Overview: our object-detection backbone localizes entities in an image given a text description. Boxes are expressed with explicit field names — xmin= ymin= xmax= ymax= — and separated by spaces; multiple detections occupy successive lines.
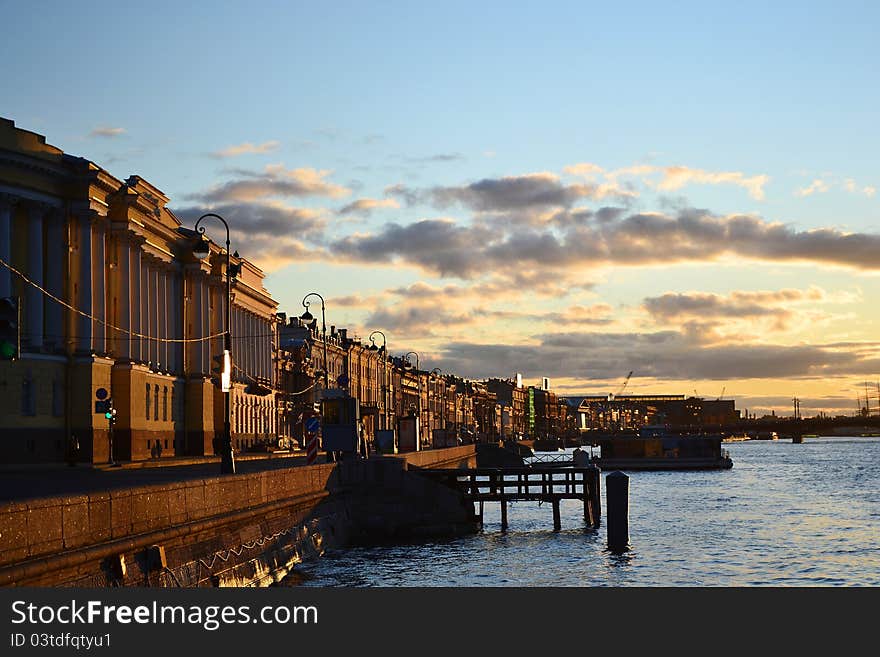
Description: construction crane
xmin=717 ymin=387 xmax=726 ymax=401
xmin=609 ymin=371 xmax=632 ymax=400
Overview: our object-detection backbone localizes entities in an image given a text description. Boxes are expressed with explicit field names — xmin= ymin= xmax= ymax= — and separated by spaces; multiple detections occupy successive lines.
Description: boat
xmin=590 ymin=426 xmax=733 ymax=471
xmin=754 ymin=431 xmax=779 ymax=440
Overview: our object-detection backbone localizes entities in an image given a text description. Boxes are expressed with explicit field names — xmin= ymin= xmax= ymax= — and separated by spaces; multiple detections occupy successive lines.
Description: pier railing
xmin=417 ymin=466 xmax=601 ymax=531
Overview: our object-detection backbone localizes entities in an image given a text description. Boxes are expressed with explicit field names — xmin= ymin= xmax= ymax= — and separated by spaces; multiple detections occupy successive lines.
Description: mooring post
xmin=589 ymin=465 xmax=601 ymax=528
xmin=552 ymin=498 xmax=561 ymax=531
xmin=606 ymin=471 xmax=629 ymax=552
xmin=500 ymin=497 xmax=508 ymax=531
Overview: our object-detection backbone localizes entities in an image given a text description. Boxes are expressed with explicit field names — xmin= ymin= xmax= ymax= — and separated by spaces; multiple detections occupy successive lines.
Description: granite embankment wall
xmin=0 ymin=445 xmax=477 ymax=587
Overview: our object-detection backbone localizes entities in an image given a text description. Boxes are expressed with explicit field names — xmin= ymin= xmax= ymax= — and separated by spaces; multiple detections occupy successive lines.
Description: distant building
xmin=568 ymin=394 xmax=740 ymax=431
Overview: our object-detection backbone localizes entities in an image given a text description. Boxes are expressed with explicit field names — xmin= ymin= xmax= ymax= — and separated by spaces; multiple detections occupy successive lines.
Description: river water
xmin=287 ymin=436 xmax=880 ymax=586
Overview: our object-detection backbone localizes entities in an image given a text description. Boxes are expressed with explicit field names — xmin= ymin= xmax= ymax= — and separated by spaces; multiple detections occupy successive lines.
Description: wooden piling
xmin=552 ymin=499 xmax=561 ymax=531
xmin=606 ymin=471 xmax=629 ymax=552
xmin=500 ymin=497 xmax=508 ymax=531
xmin=589 ymin=465 xmax=601 ymax=528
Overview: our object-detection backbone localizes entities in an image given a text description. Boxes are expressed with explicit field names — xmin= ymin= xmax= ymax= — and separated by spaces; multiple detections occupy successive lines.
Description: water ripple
xmin=288 ymin=437 xmax=880 ymax=587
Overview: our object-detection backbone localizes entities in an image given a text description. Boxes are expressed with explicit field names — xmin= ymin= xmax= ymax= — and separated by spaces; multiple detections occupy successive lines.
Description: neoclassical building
xmin=0 ymin=117 xmax=279 ymax=463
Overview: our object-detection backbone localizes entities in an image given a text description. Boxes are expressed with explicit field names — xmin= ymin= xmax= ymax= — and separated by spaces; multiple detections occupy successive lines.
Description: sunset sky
xmin=4 ymin=1 xmax=879 ymax=416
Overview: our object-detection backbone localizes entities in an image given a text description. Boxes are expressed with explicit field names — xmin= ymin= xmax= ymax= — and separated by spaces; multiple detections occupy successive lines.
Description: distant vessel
xmin=591 ymin=427 xmax=733 ymax=471
xmin=754 ymin=431 xmax=779 ymax=440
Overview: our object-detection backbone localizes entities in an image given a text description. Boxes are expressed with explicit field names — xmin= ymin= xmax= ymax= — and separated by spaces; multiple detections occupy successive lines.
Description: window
xmin=145 ymin=383 xmax=151 ymax=421
xmin=153 ymin=384 xmax=159 ymax=421
xmin=162 ymin=386 xmax=168 ymax=422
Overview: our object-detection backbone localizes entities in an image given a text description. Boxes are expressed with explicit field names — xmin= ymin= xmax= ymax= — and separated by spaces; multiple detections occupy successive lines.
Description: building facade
xmin=0 ymin=118 xmax=278 ymax=463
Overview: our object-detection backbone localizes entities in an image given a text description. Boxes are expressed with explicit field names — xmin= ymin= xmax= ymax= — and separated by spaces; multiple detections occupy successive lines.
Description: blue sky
xmin=3 ymin=1 xmax=880 ymax=415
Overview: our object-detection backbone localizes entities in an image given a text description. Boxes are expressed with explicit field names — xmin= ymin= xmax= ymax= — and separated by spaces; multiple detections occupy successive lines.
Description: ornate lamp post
xmin=300 ymin=293 xmax=329 ymax=393
xmin=369 ymin=330 xmax=387 ymax=429
xmin=189 ymin=213 xmax=236 ymax=474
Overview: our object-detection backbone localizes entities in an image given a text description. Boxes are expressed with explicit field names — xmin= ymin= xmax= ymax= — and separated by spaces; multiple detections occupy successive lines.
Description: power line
xmin=1 ymin=255 xmax=227 ymax=344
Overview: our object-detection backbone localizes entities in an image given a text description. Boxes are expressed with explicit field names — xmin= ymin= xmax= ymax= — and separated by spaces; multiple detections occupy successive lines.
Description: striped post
xmin=304 ymin=413 xmax=320 ymax=465
xmin=306 ymin=433 xmax=318 ymax=465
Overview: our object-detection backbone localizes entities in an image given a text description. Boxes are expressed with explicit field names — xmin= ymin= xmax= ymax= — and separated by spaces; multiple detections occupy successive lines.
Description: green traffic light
xmin=105 ymin=412 xmax=112 ymax=419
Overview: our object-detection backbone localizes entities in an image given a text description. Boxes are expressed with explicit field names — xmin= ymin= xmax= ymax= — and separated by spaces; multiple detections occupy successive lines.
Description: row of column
xmin=233 ymin=394 xmax=276 ymax=436
xmin=0 ymin=196 xmax=65 ymax=351
xmin=231 ymin=306 xmax=272 ymax=382
xmin=109 ymin=234 xmax=182 ymax=371
xmin=0 ymin=195 xmax=272 ymax=384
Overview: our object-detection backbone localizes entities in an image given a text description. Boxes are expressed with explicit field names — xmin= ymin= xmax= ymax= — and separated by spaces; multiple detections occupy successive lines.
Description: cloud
xmin=363 ymin=304 xmax=473 ymax=337
xmin=389 ymin=173 xmax=608 ymax=212
xmin=173 ymin=201 xmax=327 ymax=272
xmin=436 ymin=330 xmax=880 ymax=383
xmin=332 ymin=218 xmax=493 ymax=277
xmin=657 ymin=166 xmax=769 ymax=200
xmin=795 ymin=179 xmax=830 ymax=197
xmin=327 ymin=208 xmax=880 ymax=283
xmin=844 ymin=179 xmax=876 ymax=198
xmin=643 ymin=288 xmax=826 ymax=320
xmin=565 ymin=162 xmax=768 ymax=200
xmin=89 ymin=126 xmax=126 ymax=138
xmin=210 ymin=141 xmax=280 ymax=158
xmin=339 ymin=197 xmax=400 ymax=216
xmin=185 ymin=165 xmax=350 ymax=203
xmin=405 ymin=153 xmax=466 ymax=164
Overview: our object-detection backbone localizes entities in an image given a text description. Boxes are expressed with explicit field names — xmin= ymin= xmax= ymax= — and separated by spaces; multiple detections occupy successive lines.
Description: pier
xmin=418 ymin=466 xmax=601 ymax=531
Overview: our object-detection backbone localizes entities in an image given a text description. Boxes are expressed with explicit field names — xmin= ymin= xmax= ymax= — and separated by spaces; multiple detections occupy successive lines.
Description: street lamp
xmin=404 ymin=351 xmax=422 ymax=445
xmin=369 ymin=330 xmax=387 ymax=429
xmin=300 ymin=293 xmax=329 ymax=392
xmin=188 ymin=213 xmax=236 ymax=474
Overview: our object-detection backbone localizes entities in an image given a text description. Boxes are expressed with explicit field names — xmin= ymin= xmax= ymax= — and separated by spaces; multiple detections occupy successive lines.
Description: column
xmin=135 ymin=249 xmax=145 ymax=361
xmin=44 ymin=210 xmax=64 ymax=351
xmin=192 ymin=274 xmax=204 ymax=374
xmin=93 ymin=219 xmax=106 ymax=354
xmin=77 ymin=213 xmax=93 ymax=353
xmin=0 ymin=195 xmax=12 ymax=297
xmin=144 ymin=260 xmax=157 ymax=367
xmin=152 ymin=266 xmax=160 ymax=366
xmin=26 ymin=203 xmax=45 ymax=349
xmin=248 ymin=313 xmax=256 ymax=380
xmin=232 ymin=306 xmax=240 ymax=379
xmin=201 ymin=280 xmax=210 ymax=375
xmin=116 ymin=235 xmax=131 ymax=360
xmin=131 ymin=242 xmax=143 ymax=361
xmin=158 ymin=266 xmax=167 ymax=369
xmin=169 ymin=271 xmax=179 ymax=373
xmin=258 ymin=316 xmax=265 ymax=380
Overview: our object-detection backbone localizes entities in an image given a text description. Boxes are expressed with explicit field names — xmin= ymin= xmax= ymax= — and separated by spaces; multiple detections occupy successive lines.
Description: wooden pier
xmin=418 ymin=466 xmax=601 ymax=531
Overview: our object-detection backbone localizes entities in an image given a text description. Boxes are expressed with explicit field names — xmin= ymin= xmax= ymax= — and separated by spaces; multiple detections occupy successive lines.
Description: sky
xmin=3 ymin=0 xmax=880 ymax=417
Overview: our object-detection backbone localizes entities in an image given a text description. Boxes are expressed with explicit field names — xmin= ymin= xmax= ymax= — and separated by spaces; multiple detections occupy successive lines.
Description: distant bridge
xmin=713 ymin=415 xmax=880 ymax=437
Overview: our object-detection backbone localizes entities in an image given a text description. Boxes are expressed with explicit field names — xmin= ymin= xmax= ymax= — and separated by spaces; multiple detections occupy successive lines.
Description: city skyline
xmin=3 ymin=1 xmax=879 ymax=416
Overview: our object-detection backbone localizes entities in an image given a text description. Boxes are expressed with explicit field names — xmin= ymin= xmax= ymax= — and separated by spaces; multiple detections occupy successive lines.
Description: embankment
xmin=0 ymin=445 xmax=477 ymax=587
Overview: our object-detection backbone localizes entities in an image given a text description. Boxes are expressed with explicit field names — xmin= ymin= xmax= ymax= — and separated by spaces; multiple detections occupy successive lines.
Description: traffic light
xmin=211 ymin=349 xmax=232 ymax=392
xmin=105 ymin=407 xmax=117 ymax=421
xmin=0 ymin=296 xmax=19 ymax=361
